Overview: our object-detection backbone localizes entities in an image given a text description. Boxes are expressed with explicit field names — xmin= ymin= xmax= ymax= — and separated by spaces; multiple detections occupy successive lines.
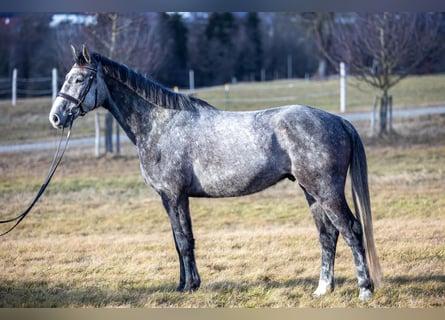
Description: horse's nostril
xmin=52 ymin=114 xmax=60 ymax=125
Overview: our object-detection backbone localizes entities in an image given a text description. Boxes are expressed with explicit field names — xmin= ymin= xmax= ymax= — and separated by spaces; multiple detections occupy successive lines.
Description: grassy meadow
xmin=1 ymin=73 xmax=445 ymax=144
xmin=0 ymin=74 xmax=444 ymax=307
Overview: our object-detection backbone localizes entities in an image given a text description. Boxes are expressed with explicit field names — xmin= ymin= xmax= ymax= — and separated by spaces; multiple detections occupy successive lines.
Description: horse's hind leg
xmin=302 ymin=187 xmax=339 ymax=297
xmin=321 ymin=196 xmax=374 ymax=301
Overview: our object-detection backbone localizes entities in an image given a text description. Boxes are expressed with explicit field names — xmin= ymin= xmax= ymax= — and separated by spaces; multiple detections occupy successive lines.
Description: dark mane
xmin=90 ymin=53 xmax=216 ymax=112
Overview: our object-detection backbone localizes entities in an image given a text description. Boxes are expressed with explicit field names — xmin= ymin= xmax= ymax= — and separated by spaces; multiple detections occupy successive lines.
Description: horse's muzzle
xmin=49 ymin=110 xmax=73 ymax=129
xmin=50 ymin=113 xmax=62 ymax=128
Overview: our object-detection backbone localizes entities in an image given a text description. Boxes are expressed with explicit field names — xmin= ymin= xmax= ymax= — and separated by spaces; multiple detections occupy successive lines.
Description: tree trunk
xmin=317 ymin=58 xmax=327 ymax=79
xmin=379 ymin=90 xmax=389 ymax=135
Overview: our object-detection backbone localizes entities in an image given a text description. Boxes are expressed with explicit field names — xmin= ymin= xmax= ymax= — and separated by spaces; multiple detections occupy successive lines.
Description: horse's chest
xmin=136 ymin=140 xmax=190 ymax=193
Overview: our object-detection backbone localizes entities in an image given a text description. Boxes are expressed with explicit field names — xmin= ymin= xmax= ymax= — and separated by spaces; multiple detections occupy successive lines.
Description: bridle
xmin=57 ymin=65 xmax=98 ymax=117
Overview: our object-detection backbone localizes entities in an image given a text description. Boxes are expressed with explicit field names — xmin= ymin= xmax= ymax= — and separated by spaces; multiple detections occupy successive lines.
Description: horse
xmin=49 ymin=45 xmax=382 ymax=301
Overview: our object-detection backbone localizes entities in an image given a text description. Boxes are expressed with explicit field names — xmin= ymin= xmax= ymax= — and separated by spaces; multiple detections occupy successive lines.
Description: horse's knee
xmin=174 ymin=231 xmax=195 ymax=255
xmin=341 ymin=219 xmax=364 ymax=248
xmin=322 ymin=200 xmax=360 ymax=240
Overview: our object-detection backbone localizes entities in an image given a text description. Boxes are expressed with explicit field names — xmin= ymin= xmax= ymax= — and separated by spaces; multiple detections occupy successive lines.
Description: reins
xmin=0 ymin=117 xmax=73 ymax=237
xmin=0 ymin=56 xmax=97 ymax=237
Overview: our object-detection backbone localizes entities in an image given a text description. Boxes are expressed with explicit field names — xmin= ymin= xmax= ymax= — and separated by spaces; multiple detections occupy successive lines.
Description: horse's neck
xmin=102 ymin=77 xmax=173 ymax=146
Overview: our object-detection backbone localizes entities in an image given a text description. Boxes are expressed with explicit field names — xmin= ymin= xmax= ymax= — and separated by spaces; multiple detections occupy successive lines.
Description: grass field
xmin=1 ymin=73 xmax=445 ymax=144
xmin=0 ymin=75 xmax=444 ymax=307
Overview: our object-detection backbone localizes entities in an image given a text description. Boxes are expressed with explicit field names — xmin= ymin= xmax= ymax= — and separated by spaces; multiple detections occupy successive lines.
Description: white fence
xmin=0 ymin=68 xmax=58 ymax=105
xmin=188 ymin=62 xmax=348 ymax=113
xmin=1 ymin=63 xmax=351 ymax=156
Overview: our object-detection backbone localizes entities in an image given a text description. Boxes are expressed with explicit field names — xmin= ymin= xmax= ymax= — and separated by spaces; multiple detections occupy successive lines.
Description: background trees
xmin=236 ymin=13 xmax=263 ymax=82
xmin=155 ymin=13 xmax=189 ymax=87
xmin=203 ymin=12 xmax=239 ymax=85
xmin=3 ymin=12 xmax=444 ymax=89
xmin=55 ymin=13 xmax=173 ymax=153
xmin=311 ymin=12 xmax=444 ymax=135
xmin=0 ymin=14 xmax=57 ymax=98
xmin=1 ymin=12 xmax=444 ymax=137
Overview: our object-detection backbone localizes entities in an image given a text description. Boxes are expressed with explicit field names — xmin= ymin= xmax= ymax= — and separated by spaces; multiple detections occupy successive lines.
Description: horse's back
xmin=185 ymin=104 xmax=351 ymax=198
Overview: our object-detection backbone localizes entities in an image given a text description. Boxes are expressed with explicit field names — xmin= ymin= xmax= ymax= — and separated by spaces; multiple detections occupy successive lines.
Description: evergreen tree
xmin=155 ymin=13 xmax=188 ymax=87
xmin=204 ymin=12 xmax=239 ymax=85
xmin=236 ymin=12 xmax=263 ymax=81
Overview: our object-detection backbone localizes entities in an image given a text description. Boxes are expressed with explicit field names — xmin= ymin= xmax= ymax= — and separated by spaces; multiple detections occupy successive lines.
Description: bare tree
xmin=314 ymin=12 xmax=443 ymax=135
xmin=54 ymin=13 xmax=169 ymax=154
xmin=85 ymin=13 xmax=168 ymax=75
xmin=86 ymin=13 xmax=172 ymax=154
xmin=261 ymin=13 xmax=318 ymax=81
xmin=299 ymin=12 xmax=336 ymax=78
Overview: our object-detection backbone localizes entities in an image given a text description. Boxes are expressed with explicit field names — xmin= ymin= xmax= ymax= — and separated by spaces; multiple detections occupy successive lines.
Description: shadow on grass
xmin=385 ymin=274 xmax=445 ymax=285
xmin=206 ymin=277 xmax=320 ymax=292
xmin=1 ymin=274 xmax=443 ymax=307
xmin=374 ymin=274 xmax=445 ymax=306
xmin=0 ymin=280 xmax=178 ymax=307
xmin=0 ymin=277 xmax=321 ymax=307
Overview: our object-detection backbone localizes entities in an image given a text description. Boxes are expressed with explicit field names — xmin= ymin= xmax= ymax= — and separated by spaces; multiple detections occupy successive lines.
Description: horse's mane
xmin=89 ymin=53 xmax=216 ymax=112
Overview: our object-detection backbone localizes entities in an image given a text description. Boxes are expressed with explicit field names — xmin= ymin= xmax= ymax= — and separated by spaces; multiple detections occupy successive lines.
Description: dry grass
xmin=0 ymin=129 xmax=444 ymax=307
xmin=0 ymin=76 xmax=444 ymax=307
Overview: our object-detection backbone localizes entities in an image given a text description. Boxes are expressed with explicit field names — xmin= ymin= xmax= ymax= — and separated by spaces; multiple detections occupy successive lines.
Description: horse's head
xmin=49 ymin=44 xmax=105 ymax=129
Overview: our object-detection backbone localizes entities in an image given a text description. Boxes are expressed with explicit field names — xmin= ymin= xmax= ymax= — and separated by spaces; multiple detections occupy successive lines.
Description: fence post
xmin=95 ymin=113 xmax=101 ymax=158
xmin=371 ymin=95 xmax=378 ymax=137
xmin=115 ymin=120 xmax=120 ymax=154
xmin=389 ymin=95 xmax=393 ymax=133
xmin=12 ymin=68 xmax=17 ymax=106
xmin=340 ymin=62 xmax=346 ymax=113
xmin=105 ymin=113 xmax=113 ymax=153
xmin=224 ymin=83 xmax=230 ymax=109
xmin=52 ymin=68 xmax=57 ymax=102
xmin=189 ymin=69 xmax=195 ymax=92
xmin=287 ymin=54 xmax=292 ymax=79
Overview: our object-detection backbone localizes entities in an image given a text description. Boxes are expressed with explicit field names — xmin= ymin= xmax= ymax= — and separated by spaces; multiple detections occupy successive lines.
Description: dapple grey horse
xmin=49 ymin=45 xmax=382 ymax=301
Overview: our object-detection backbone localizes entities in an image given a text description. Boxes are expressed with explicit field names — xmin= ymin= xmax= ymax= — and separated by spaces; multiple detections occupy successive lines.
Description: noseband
xmin=57 ymin=65 xmax=98 ymax=116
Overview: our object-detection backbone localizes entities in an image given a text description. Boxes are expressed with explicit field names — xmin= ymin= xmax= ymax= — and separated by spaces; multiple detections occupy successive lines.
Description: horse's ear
xmin=70 ymin=45 xmax=78 ymax=62
xmin=82 ymin=44 xmax=91 ymax=64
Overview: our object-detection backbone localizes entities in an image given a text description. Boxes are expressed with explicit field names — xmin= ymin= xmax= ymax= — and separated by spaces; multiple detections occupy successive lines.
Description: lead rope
xmin=0 ymin=117 xmax=73 ymax=237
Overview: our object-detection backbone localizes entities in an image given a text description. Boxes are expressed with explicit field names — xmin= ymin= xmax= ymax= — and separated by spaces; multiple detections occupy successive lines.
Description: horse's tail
xmin=342 ymin=119 xmax=382 ymax=289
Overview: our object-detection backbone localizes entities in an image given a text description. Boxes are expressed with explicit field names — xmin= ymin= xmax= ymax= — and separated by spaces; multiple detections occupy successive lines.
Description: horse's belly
xmin=189 ymin=153 xmax=291 ymax=197
xmin=190 ymin=173 xmax=286 ymax=198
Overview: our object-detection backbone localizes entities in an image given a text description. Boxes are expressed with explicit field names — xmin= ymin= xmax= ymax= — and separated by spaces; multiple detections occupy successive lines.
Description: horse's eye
xmin=75 ymin=78 xmax=84 ymax=84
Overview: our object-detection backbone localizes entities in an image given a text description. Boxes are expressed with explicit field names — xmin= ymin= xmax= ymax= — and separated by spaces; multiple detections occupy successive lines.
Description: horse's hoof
xmin=359 ymin=288 xmax=373 ymax=301
xmin=312 ymin=280 xmax=333 ymax=298
xmin=178 ymin=280 xmax=200 ymax=293
xmin=176 ymin=283 xmax=185 ymax=292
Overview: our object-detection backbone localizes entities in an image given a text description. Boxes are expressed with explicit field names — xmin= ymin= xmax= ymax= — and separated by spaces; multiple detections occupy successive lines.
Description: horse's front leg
xmin=161 ymin=193 xmax=201 ymax=292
